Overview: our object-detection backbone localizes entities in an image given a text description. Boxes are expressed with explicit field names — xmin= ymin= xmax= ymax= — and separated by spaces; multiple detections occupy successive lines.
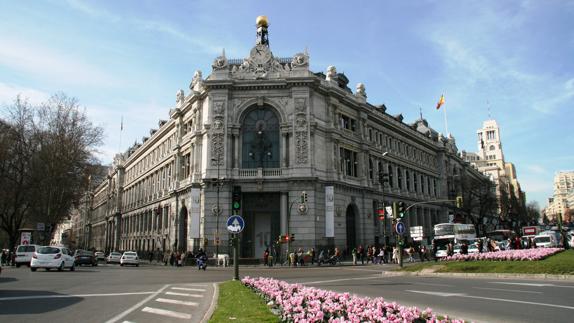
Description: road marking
xmin=156 ymin=298 xmax=198 ymax=306
xmin=407 ymin=290 xmax=574 ymax=310
xmin=491 ymin=282 xmax=574 ymax=289
xmin=105 ymin=285 xmax=170 ymax=323
xmin=141 ymin=306 xmax=192 ymax=319
xmin=406 ymin=290 xmax=465 ymax=297
xmin=474 ymin=287 xmax=542 ymax=294
xmin=414 ymin=282 xmax=454 ymax=287
xmin=165 ymin=291 xmax=204 ymax=297
xmin=0 ymin=291 xmax=156 ymax=302
xmin=303 ymin=275 xmax=381 ymax=285
xmin=171 ymin=287 xmax=206 ymax=292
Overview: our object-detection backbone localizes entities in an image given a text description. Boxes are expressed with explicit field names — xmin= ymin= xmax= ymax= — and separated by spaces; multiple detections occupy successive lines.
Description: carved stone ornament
xmin=291 ymin=52 xmax=309 ymax=68
xmin=212 ymin=49 xmax=228 ymax=70
xmin=213 ymin=101 xmax=225 ymax=115
xmin=232 ymin=45 xmax=287 ymax=79
xmin=270 ymin=96 xmax=289 ymax=109
xmin=176 ymin=89 xmax=185 ymax=104
xmin=210 ymin=133 xmax=224 ymax=166
xmin=294 ymin=98 xmax=307 ymax=113
xmin=295 ymin=131 xmax=308 ymax=164
xmin=355 ymin=83 xmax=366 ymax=98
xmin=213 ymin=117 xmax=224 ymax=131
xmin=295 ymin=116 xmax=307 ymax=130
xmin=190 ymin=70 xmax=204 ymax=91
xmin=326 ymin=65 xmax=337 ymax=81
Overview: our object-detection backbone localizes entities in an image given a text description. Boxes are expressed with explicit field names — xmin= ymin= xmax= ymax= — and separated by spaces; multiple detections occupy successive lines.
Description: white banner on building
xmin=189 ymin=188 xmax=201 ymax=239
xmin=325 ymin=186 xmax=334 ymax=237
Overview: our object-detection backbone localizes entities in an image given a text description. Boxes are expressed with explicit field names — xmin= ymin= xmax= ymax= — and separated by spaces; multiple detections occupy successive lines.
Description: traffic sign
xmin=395 ymin=222 xmax=406 ymax=235
xmin=226 ymin=215 xmax=245 ymax=234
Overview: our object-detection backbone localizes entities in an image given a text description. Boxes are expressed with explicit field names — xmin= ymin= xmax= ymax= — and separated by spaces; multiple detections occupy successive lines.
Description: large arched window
xmin=241 ymin=106 xmax=280 ymax=168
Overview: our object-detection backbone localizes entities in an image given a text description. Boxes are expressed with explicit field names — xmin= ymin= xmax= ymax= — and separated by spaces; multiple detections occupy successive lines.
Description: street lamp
xmin=211 ymin=153 xmax=223 ymax=260
xmin=380 ymin=152 xmax=389 ymax=244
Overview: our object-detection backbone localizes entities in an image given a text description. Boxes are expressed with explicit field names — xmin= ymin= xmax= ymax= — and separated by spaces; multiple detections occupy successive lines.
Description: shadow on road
xmin=0 ymin=290 xmax=83 ymax=314
xmin=0 ymin=277 xmax=18 ymax=283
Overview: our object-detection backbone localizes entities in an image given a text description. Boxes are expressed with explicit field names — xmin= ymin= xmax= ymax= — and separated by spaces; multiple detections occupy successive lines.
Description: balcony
xmin=237 ymin=168 xmax=283 ymax=178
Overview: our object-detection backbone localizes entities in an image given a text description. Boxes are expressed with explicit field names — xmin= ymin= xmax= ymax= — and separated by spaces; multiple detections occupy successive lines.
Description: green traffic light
xmin=233 ymin=201 xmax=240 ymax=209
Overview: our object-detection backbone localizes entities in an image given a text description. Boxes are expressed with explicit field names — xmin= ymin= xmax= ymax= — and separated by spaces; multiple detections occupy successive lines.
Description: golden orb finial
xmin=256 ymin=15 xmax=268 ymax=27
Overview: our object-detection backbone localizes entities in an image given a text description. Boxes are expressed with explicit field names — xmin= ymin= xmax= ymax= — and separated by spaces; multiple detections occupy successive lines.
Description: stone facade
xmin=545 ymin=171 xmax=574 ymax=221
xmin=81 ymin=17 xmax=491 ymax=257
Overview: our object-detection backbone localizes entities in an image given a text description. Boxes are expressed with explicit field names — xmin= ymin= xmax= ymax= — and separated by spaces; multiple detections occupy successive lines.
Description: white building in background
xmin=461 ymin=119 xmax=526 ymax=218
xmin=545 ymin=171 xmax=574 ymax=221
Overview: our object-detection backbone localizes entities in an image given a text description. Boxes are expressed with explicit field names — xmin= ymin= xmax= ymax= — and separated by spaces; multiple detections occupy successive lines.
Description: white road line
xmin=303 ymin=275 xmax=381 ymax=285
xmin=0 ymin=291 xmax=156 ymax=302
xmin=156 ymin=298 xmax=198 ymax=306
xmin=414 ymin=282 xmax=454 ymax=287
xmin=165 ymin=291 xmax=204 ymax=297
xmin=406 ymin=290 xmax=465 ymax=297
xmin=105 ymin=285 xmax=170 ymax=323
xmin=141 ymin=307 xmax=192 ymax=319
xmin=491 ymin=282 xmax=574 ymax=289
xmin=171 ymin=287 xmax=206 ymax=292
xmin=474 ymin=287 xmax=542 ymax=294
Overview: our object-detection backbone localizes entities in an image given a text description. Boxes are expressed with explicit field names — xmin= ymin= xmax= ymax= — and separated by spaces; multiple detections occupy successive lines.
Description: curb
xmin=201 ymin=282 xmax=219 ymax=323
xmin=382 ymin=271 xmax=574 ymax=281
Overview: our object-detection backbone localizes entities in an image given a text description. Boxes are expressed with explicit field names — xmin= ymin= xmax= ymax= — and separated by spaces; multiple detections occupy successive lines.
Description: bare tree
xmin=456 ymin=174 xmax=498 ymax=236
xmin=0 ymin=94 xmax=103 ymax=249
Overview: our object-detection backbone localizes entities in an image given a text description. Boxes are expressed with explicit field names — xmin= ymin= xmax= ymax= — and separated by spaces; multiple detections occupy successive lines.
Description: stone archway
xmin=179 ymin=205 xmax=188 ymax=252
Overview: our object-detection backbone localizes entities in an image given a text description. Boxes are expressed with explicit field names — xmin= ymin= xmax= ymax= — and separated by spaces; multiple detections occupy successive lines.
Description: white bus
xmin=433 ymin=223 xmax=477 ymax=257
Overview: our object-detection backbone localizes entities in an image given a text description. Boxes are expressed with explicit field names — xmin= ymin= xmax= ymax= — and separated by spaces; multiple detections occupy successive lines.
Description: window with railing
xmin=241 ymin=106 xmax=280 ymax=169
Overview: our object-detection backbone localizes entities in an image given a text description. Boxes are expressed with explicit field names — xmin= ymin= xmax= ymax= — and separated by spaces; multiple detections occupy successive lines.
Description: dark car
xmin=74 ymin=250 xmax=97 ymax=266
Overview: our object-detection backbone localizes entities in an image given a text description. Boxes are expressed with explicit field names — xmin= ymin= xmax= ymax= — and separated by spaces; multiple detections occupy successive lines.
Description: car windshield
xmin=17 ymin=246 xmax=36 ymax=252
xmin=124 ymin=252 xmax=137 ymax=256
xmin=38 ymin=247 xmax=60 ymax=254
xmin=111 ymin=252 xmax=121 ymax=256
xmin=535 ymin=236 xmax=551 ymax=243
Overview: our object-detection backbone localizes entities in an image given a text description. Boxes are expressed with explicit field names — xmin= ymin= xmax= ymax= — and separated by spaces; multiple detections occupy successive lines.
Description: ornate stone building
xmin=85 ymin=16 xmax=489 ymax=256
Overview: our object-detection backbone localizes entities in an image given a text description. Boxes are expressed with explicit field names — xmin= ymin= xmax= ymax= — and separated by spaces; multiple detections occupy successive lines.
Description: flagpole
xmin=119 ymin=116 xmax=123 ymax=153
xmin=443 ymin=102 xmax=449 ymax=135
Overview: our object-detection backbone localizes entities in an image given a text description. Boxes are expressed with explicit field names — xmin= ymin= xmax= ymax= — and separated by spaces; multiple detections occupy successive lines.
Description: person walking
xmin=263 ymin=248 xmax=269 ymax=267
xmin=310 ymin=247 xmax=316 ymax=265
xmin=431 ymin=240 xmax=438 ymax=262
xmin=352 ymin=247 xmax=357 ymax=265
xmin=358 ymin=245 xmax=365 ymax=265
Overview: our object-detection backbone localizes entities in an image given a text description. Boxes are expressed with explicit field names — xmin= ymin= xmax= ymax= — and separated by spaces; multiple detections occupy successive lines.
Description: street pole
xmin=233 ymin=233 xmax=239 ymax=280
xmin=212 ymin=154 xmax=221 ymax=261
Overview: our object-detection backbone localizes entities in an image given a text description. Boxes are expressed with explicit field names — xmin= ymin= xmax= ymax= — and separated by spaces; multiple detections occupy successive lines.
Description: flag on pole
xmin=120 ymin=116 xmax=124 ymax=131
xmin=436 ymin=95 xmax=445 ymax=110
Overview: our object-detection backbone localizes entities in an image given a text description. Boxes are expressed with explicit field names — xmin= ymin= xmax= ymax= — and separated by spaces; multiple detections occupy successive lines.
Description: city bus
xmin=433 ymin=223 xmax=477 ymax=257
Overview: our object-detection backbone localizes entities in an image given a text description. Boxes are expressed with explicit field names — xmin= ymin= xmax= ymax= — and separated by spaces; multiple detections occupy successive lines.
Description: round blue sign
xmin=227 ymin=215 xmax=245 ymax=234
xmin=395 ymin=222 xmax=406 ymax=235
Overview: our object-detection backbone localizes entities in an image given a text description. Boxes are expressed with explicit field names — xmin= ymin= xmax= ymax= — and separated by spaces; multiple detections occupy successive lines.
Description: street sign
xmin=20 ymin=232 xmax=31 ymax=245
xmin=395 ymin=222 xmax=406 ymax=235
xmin=385 ymin=206 xmax=393 ymax=218
xmin=36 ymin=223 xmax=45 ymax=231
xmin=226 ymin=215 xmax=245 ymax=234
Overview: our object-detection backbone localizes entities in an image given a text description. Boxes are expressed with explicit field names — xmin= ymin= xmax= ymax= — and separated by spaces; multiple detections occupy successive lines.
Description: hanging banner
xmin=189 ymin=188 xmax=201 ymax=239
xmin=325 ymin=186 xmax=334 ymax=237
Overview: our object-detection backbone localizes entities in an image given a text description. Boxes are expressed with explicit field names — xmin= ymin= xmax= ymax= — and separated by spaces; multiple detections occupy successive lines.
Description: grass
xmin=209 ymin=280 xmax=280 ymax=323
xmin=400 ymin=249 xmax=574 ymax=274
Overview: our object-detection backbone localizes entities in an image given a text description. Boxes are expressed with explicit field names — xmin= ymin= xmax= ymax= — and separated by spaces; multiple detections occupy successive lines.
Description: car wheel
xmin=16 ymin=263 xmax=21 ymax=268
xmin=46 ymin=268 xmax=50 ymax=271
xmin=136 ymin=264 xmax=139 ymax=267
xmin=31 ymin=267 xmax=37 ymax=272
xmin=70 ymin=264 xmax=75 ymax=272
xmin=120 ymin=263 xmax=124 ymax=266
xmin=58 ymin=262 xmax=64 ymax=272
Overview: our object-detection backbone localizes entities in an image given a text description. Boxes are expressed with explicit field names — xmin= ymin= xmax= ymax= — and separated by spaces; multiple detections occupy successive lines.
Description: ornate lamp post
xmin=211 ymin=152 xmax=223 ymax=260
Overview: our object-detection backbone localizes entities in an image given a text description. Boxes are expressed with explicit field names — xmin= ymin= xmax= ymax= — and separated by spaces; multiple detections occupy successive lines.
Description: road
xmin=1 ymin=262 xmax=573 ymax=322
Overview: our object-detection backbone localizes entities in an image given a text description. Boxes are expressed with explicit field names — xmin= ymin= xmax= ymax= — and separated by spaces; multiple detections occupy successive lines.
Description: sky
xmin=1 ymin=0 xmax=573 ymax=209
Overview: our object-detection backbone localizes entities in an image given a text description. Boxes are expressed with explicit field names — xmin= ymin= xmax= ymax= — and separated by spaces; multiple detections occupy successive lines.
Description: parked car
xmin=120 ymin=251 xmax=139 ymax=267
xmin=106 ymin=252 xmax=122 ymax=264
xmin=15 ymin=244 xmax=41 ymax=267
xmin=74 ymin=250 xmax=97 ymax=266
xmin=94 ymin=251 xmax=105 ymax=261
xmin=30 ymin=246 xmax=75 ymax=272
xmin=534 ymin=234 xmax=558 ymax=248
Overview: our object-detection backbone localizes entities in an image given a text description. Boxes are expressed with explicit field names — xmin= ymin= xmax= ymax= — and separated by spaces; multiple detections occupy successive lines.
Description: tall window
xmin=241 ymin=106 xmax=280 ymax=168
xmin=406 ymin=170 xmax=411 ymax=191
xmin=339 ymin=148 xmax=358 ymax=177
xmin=398 ymin=167 xmax=403 ymax=190
xmin=388 ymin=165 xmax=393 ymax=188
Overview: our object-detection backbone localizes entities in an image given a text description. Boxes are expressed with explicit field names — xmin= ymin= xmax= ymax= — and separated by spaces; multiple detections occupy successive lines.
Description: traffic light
xmin=377 ymin=207 xmax=385 ymax=221
xmin=300 ymin=191 xmax=308 ymax=203
xmin=392 ymin=202 xmax=398 ymax=220
xmin=456 ymin=196 xmax=463 ymax=208
xmin=290 ymin=233 xmax=295 ymax=242
xmin=284 ymin=234 xmax=290 ymax=242
xmin=232 ymin=186 xmax=241 ymax=212
xmin=397 ymin=201 xmax=406 ymax=218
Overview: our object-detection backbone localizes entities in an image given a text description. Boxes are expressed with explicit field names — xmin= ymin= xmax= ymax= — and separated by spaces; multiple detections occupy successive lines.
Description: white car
xmin=15 ymin=244 xmax=41 ymax=267
xmin=106 ymin=252 xmax=122 ymax=264
xmin=120 ymin=251 xmax=139 ymax=267
xmin=94 ymin=251 xmax=105 ymax=261
xmin=534 ymin=234 xmax=558 ymax=248
xmin=30 ymin=246 xmax=75 ymax=272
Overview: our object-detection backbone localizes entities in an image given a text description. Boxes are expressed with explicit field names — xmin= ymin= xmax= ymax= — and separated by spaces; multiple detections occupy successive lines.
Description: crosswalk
xmin=117 ymin=284 xmax=212 ymax=323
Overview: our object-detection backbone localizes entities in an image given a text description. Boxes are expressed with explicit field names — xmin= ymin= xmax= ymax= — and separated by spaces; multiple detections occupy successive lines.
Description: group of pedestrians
xmin=1 ymin=249 xmax=15 ymax=266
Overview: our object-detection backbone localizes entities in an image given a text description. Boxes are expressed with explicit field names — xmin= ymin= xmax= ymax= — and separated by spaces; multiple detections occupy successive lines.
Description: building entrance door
xmin=241 ymin=193 xmax=280 ymax=258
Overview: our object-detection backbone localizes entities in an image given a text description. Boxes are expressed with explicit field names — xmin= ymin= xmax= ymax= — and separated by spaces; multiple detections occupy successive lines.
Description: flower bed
xmin=242 ymin=276 xmax=464 ymax=323
xmin=442 ymin=248 xmax=563 ymax=262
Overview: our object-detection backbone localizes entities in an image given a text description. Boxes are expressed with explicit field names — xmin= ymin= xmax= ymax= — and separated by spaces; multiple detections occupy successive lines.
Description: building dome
xmin=256 ymin=15 xmax=268 ymax=27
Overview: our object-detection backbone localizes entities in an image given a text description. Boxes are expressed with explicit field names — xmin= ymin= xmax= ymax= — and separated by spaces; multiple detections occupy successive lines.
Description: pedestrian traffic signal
xmin=284 ymin=234 xmax=290 ymax=242
xmin=300 ymin=191 xmax=308 ymax=203
xmin=398 ymin=201 xmax=406 ymax=218
xmin=232 ymin=186 xmax=241 ymax=211
xmin=290 ymin=233 xmax=295 ymax=242
xmin=377 ymin=207 xmax=386 ymax=221
xmin=456 ymin=196 xmax=463 ymax=208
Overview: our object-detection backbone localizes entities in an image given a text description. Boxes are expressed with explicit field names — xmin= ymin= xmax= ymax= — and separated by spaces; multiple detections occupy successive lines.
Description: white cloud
xmin=520 ymin=178 xmax=552 ymax=193
xmin=0 ymin=37 xmax=121 ymax=87
xmin=526 ymin=164 xmax=549 ymax=175
xmin=0 ymin=82 xmax=50 ymax=105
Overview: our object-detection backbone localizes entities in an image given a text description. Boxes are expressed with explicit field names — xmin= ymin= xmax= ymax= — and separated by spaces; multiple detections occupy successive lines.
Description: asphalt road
xmin=1 ymin=262 xmax=573 ymax=322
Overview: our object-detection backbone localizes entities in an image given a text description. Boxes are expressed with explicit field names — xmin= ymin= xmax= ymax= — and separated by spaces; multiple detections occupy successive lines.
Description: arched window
xmin=241 ymin=106 xmax=280 ymax=168
xmin=490 ymin=145 xmax=495 ymax=151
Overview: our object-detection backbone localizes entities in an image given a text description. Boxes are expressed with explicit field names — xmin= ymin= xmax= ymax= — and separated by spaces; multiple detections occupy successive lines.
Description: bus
xmin=433 ymin=223 xmax=477 ymax=257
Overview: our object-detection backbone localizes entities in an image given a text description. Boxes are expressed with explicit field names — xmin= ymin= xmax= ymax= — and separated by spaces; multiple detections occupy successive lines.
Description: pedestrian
xmin=297 ymin=248 xmax=305 ymax=266
xmin=461 ymin=242 xmax=468 ymax=255
xmin=477 ymin=239 xmax=484 ymax=253
xmin=377 ymin=247 xmax=385 ymax=264
xmin=407 ymin=246 xmax=415 ymax=262
xmin=431 ymin=240 xmax=438 ymax=262
xmin=149 ymin=251 xmax=154 ymax=263
xmin=1 ymin=250 xmax=6 ymax=266
xmin=352 ymin=247 xmax=357 ymax=265
xmin=419 ymin=245 xmax=426 ymax=262
xmin=169 ymin=251 xmax=175 ymax=266
xmin=318 ymin=249 xmax=325 ymax=266
xmin=367 ymin=245 xmax=374 ymax=264
xmin=310 ymin=247 xmax=316 ymax=265
xmin=358 ymin=245 xmax=364 ymax=265
xmin=263 ymin=248 xmax=269 ymax=266
xmin=392 ymin=246 xmax=398 ymax=264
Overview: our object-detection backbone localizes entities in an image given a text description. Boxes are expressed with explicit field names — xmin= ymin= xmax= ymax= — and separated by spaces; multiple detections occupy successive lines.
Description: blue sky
xmin=1 ymin=0 xmax=573 ymax=209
